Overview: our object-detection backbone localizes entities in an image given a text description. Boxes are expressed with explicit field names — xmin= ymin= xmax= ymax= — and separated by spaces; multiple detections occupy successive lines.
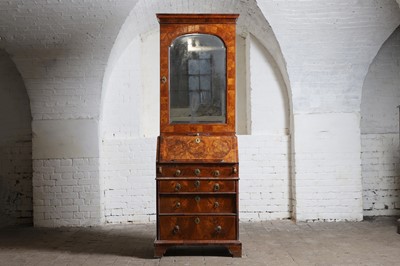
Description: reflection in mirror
xmin=169 ymin=34 xmax=226 ymax=124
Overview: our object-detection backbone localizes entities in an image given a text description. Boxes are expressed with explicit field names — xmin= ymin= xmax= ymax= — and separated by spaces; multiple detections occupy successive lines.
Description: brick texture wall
xmin=0 ymin=50 xmax=32 ymax=226
xmin=361 ymin=26 xmax=400 ymax=216
xmin=0 ymin=1 xmax=399 ymax=226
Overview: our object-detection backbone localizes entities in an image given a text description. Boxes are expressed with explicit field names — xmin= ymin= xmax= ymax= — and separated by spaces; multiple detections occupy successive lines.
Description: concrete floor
xmin=0 ymin=218 xmax=399 ymax=266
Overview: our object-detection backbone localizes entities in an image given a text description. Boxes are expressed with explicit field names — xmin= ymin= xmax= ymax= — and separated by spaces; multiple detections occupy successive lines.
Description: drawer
xmin=159 ymin=215 xmax=236 ymax=240
xmin=159 ymin=195 xmax=236 ymax=213
xmin=156 ymin=164 xmax=238 ymax=178
xmin=158 ymin=180 xmax=235 ymax=193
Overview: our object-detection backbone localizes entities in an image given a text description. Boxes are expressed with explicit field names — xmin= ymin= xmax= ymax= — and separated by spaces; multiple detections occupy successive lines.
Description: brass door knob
xmin=161 ymin=76 xmax=167 ymax=84
xmin=174 ymin=183 xmax=181 ymax=191
xmin=213 ymin=183 xmax=220 ymax=191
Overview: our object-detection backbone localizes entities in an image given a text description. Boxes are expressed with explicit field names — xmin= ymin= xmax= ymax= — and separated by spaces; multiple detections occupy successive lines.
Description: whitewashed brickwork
xmin=0 ymin=50 xmax=32 ymax=226
xmin=101 ymin=138 xmax=156 ymax=223
xmin=101 ymin=9 xmax=291 ymax=223
xmin=239 ymin=135 xmax=291 ymax=221
xmin=258 ymin=0 xmax=400 ymax=221
xmin=0 ymin=1 xmax=399 ymax=227
xmin=361 ymin=26 xmax=400 ymax=216
xmin=33 ymin=158 xmax=101 ymax=227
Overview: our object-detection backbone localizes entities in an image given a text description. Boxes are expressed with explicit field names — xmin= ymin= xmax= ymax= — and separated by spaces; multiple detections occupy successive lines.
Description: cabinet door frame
xmin=157 ymin=14 xmax=238 ymax=135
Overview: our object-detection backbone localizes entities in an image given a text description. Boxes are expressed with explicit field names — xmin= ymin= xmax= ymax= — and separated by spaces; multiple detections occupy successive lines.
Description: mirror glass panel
xmin=169 ymin=34 xmax=226 ymax=124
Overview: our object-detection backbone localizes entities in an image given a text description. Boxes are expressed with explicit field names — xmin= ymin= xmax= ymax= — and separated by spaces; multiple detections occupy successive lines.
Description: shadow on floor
xmin=164 ymin=245 xmax=232 ymax=257
xmin=0 ymin=224 xmax=155 ymax=259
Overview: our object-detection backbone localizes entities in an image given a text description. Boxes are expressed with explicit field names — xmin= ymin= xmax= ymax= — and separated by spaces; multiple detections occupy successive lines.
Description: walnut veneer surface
xmin=155 ymin=14 xmax=241 ymax=258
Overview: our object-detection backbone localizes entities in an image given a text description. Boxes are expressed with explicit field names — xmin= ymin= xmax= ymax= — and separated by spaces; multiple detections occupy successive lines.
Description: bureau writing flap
xmin=157 ymin=135 xmax=238 ymax=163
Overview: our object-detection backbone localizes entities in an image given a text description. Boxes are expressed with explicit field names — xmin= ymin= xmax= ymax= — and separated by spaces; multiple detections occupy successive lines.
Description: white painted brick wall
xmin=101 ymin=15 xmax=292 ymax=222
xmin=259 ymin=0 xmax=400 ymax=114
xmin=0 ymin=0 xmax=398 ymax=227
xmin=33 ymin=158 xmax=101 ymax=227
xmin=0 ymin=50 xmax=32 ymax=226
xmin=101 ymin=138 xmax=156 ymax=223
xmin=239 ymin=135 xmax=291 ymax=221
xmin=293 ymin=113 xmax=363 ymax=221
xmin=101 ymin=135 xmax=291 ymax=223
xmin=258 ymin=0 xmax=400 ymax=221
xmin=361 ymin=26 xmax=400 ymax=216
xmin=362 ymin=134 xmax=400 ymax=215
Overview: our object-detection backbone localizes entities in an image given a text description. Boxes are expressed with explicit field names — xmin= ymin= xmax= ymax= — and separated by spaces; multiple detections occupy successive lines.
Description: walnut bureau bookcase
xmin=155 ymin=14 xmax=241 ymax=257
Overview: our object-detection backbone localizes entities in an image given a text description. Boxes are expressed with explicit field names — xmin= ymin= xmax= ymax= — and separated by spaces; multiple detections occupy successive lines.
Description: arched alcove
xmin=361 ymin=25 xmax=400 ymax=217
xmin=0 ymin=50 xmax=32 ymax=226
xmin=100 ymin=0 xmax=292 ymax=223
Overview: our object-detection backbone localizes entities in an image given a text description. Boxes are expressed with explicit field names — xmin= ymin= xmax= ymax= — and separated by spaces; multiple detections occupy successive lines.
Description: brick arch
xmin=100 ymin=0 xmax=292 ymax=125
xmin=360 ymin=25 xmax=400 ymax=217
xmin=100 ymin=0 xmax=293 ymax=223
xmin=0 ymin=49 xmax=33 ymax=226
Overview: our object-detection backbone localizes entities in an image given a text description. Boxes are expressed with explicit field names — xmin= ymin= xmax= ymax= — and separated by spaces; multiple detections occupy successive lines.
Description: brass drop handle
xmin=232 ymin=166 xmax=237 ymax=174
xmin=174 ymin=183 xmax=181 ymax=191
xmin=194 ymin=180 xmax=200 ymax=188
xmin=213 ymin=183 xmax=220 ymax=191
xmin=213 ymin=170 xmax=220 ymax=177
xmin=194 ymin=169 xmax=201 ymax=176
xmin=175 ymin=202 xmax=181 ymax=208
xmin=215 ymin=226 xmax=222 ymax=233
xmin=214 ymin=201 xmax=220 ymax=208
xmin=161 ymin=76 xmax=167 ymax=84
xmin=173 ymin=225 xmax=180 ymax=234
xmin=175 ymin=169 xmax=181 ymax=177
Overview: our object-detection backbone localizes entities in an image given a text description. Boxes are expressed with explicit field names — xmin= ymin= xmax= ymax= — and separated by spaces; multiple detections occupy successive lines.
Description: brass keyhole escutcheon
xmin=194 ymin=180 xmax=200 ymax=188
xmin=195 ymin=137 xmax=201 ymax=144
xmin=175 ymin=183 xmax=181 ymax=191
xmin=194 ymin=217 xmax=200 ymax=224
xmin=175 ymin=169 xmax=182 ymax=177
xmin=213 ymin=183 xmax=220 ymax=191
xmin=161 ymin=76 xmax=167 ymax=84
xmin=195 ymin=196 xmax=201 ymax=203
xmin=194 ymin=169 xmax=201 ymax=176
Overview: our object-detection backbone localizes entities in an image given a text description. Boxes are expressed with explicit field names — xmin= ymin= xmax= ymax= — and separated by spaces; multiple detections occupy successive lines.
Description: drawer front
xmin=159 ymin=195 xmax=236 ymax=213
xmin=159 ymin=216 xmax=236 ymax=240
xmin=158 ymin=180 xmax=235 ymax=193
xmin=157 ymin=164 xmax=238 ymax=178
